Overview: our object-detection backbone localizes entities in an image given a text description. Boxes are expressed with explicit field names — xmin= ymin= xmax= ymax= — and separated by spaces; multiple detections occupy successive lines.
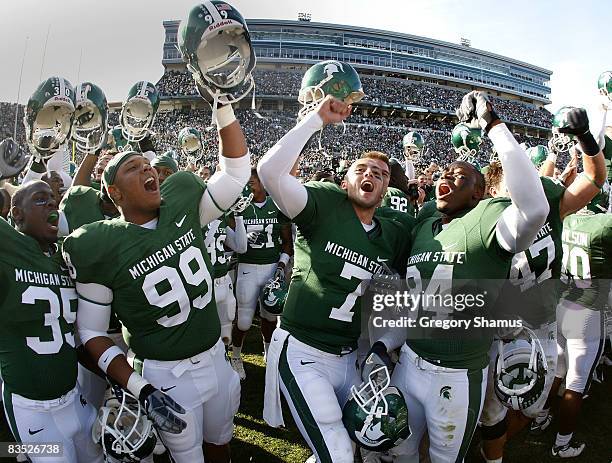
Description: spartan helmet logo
xmin=359 ymin=419 xmax=386 ymax=446
xmin=439 ymin=386 xmax=452 ymax=400
xmin=324 ymin=61 xmax=344 ymax=78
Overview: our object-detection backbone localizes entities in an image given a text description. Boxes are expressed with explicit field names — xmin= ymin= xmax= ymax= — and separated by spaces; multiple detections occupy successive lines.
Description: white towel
xmin=263 ymin=327 xmax=290 ymax=427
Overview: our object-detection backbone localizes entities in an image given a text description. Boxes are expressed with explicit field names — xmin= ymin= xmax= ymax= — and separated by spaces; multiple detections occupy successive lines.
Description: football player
xmin=372 ymin=91 xmax=550 ymax=463
xmin=480 ymin=108 xmax=607 ymax=463
xmin=230 ymin=168 xmax=293 ymax=380
xmin=544 ymin=192 xmax=611 ymax=458
xmin=62 ymin=103 xmax=250 ymax=463
xmin=0 ymin=181 xmax=102 ymax=462
xmin=258 ymin=96 xmax=412 ymax=463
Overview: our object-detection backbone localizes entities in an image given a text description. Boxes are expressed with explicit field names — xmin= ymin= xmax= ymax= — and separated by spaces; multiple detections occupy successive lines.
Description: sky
xmin=0 ymin=0 xmax=609 ymax=117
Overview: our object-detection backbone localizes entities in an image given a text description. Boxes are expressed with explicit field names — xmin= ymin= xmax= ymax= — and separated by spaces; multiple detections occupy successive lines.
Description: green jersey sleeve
xmin=59 ymin=186 xmax=105 ymax=233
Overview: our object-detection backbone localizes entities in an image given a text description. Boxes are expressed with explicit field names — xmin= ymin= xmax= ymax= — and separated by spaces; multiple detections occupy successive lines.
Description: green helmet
xmin=0 ymin=138 xmax=29 ymax=180
xmin=550 ymin=106 xmax=578 ymax=153
xmin=178 ymin=127 xmax=203 ymax=163
xmin=24 ymin=76 xmax=75 ymax=159
xmin=72 ymin=82 xmax=108 ymax=154
xmin=451 ymin=123 xmax=482 ymax=157
xmin=342 ymin=366 xmax=410 ymax=452
xmin=402 ymin=132 xmax=424 ymax=159
xmin=260 ymin=276 xmax=288 ymax=315
xmin=526 ymin=145 xmax=549 ymax=169
xmin=587 ymin=181 xmax=610 ymax=214
xmin=120 ymin=81 xmax=159 ymax=143
xmin=298 ymin=60 xmax=365 ymax=120
xmin=106 ymin=126 xmax=134 ymax=153
xmin=178 ymin=2 xmax=255 ymax=104
xmin=598 ymin=71 xmax=612 ymax=102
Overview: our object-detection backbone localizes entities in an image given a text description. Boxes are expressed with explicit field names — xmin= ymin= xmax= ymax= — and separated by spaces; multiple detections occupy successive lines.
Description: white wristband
xmin=546 ymin=152 xmax=558 ymax=165
xmin=127 ymin=372 xmax=150 ymax=398
xmin=279 ymin=252 xmax=291 ymax=266
xmin=97 ymin=345 xmax=125 ymax=374
xmin=215 ymin=105 xmax=237 ymax=130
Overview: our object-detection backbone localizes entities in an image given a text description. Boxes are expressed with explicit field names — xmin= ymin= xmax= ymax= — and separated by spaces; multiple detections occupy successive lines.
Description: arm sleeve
xmin=199 ymin=153 xmax=250 ymax=227
xmin=75 ymin=282 xmax=113 ymax=345
xmin=224 ymin=216 xmax=247 ymax=253
xmin=489 ymin=124 xmax=549 ymax=253
xmin=404 ymin=159 xmax=416 ymax=180
xmin=257 ymin=112 xmax=324 ymax=219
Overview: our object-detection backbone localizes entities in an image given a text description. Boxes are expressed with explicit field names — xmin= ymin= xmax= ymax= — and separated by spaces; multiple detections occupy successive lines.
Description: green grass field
xmin=0 ymin=322 xmax=610 ymax=462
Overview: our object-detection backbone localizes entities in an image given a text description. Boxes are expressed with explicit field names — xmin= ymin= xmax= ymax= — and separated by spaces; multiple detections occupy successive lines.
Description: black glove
xmin=361 ymin=342 xmax=393 ymax=383
xmin=0 ymin=138 xmax=29 ymax=180
xmin=138 ymin=134 xmax=156 ymax=154
xmin=139 ymin=384 xmax=187 ymax=434
xmin=557 ymin=108 xmax=600 ymax=156
xmin=456 ymin=91 xmax=500 ymax=133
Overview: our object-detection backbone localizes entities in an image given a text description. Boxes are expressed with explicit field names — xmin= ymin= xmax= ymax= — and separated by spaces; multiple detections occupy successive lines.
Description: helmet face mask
xmin=25 ymin=77 xmax=76 ymax=159
xmin=298 ymin=60 xmax=364 ymax=120
xmin=550 ymin=106 xmax=578 ymax=154
xmin=92 ymin=389 xmax=157 ymax=462
xmin=120 ymin=81 xmax=159 ymax=143
xmin=494 ymin=327 xmax=548 ymax=411
xmin=179 ymin=2 xmax=256 ymax=104
xmin=72 ymin=82 xmax=108 ymax=154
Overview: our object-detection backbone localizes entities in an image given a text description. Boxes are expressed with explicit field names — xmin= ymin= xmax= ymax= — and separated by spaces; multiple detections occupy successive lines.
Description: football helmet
xmin=402 ymin=132 xmax=424 ymax=160
xmin=178 ymin=127 xmax=203 ymax=164
xmin=494 ymin=327 xmax=548 ymax=411
xmin=451 ymin=123 xmax=482 ymax=157
xmin=260 ymin=275 xmax=288 ymax=315
xmin=72 ymin=82 xmax=108 ymax=154
xmin=92 ymin=387 xmax=157 ymax=462
xmin=178 ymin=2 xmax=256 ymax=105
xmin=24 ymin=76 xmax=75 ymax=159
xmin=527 ymin=145 xmax=549 ymax=169
xmin=342 ymin=366 xmax=410 ymax=452
xmin=120 ymin=81 xmax=159 ymax=143
xmin=550 ymin=106 xmax=579 ymax=154
xmin=0 ymin=138 xmax=29 ymax=180
xmin=598 ymin=71 xmax=612 ymax=102
xmin=298 ymin=60 xmax=365 ymax=120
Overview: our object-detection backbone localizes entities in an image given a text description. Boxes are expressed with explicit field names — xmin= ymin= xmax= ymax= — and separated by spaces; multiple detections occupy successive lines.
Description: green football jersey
xmin=496 ymin=177 xmax=565 ymax=326
xmin=239 ymin=197 xmax=289 ymax=265
xmin=376 ymin=205 xmax=416 ymax=231
xmin=560 ymin=212 xmax=612 ymax=309
xmin=381 ymin=187 xmax=415 ymax=217
xmin=63 ymin=172 xmax=220 ymax=361
xmin=416 ymin=200 xmax=441 ymax=222
xmin=281 ymin=182 xmax=413 ymax=354
xmin=90 ymin=180 xmax=101 ymax=191
xmin=406 ymin=198 xmax=513 ymax=369
xmin=0 ymin=219 xmax=78 ymax=400
xmin=59 ymin=185 xmax=106 ymax=233
xmin=204 ymin=215 xmax=230 ymax=279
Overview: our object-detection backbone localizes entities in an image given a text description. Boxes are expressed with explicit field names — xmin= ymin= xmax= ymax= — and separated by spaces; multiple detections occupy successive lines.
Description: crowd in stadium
xmin=0 ymin=4 xmax=611 ymax=463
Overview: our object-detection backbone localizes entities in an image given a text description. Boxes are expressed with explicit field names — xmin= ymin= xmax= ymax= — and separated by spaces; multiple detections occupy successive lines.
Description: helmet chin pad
xmin=121 ymin=99 xmax=153 ymax=142
xmin=31 ymin=105 xmax=73 ymax=153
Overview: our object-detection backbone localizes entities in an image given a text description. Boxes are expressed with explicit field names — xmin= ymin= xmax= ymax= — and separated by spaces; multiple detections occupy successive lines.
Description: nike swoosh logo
xmin=29 ymin=428 xmax=44 ymax=435
xmin=102 ymin=355 xmax=109 ymax=363
xmin=175 ymin=215 xmax=187 ymax=227
xmin=268 ymin=211 xmax=275 ymax=215
xmin=376 ymin=257 xmax=389 ymax=263
xmin=300 ymin=360 xmax=315 ymax=365
xmin=160 ymin=385 xmax=177 ymax=393
xmin=242 ymin=272 xmax=251 ymax=275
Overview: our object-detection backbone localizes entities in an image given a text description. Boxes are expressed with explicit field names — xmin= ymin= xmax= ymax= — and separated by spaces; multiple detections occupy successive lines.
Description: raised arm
xmin=199 ymin=105 xmax=250 ymax=226
xmin=224 ymin=214 xmax=247 ymax=254
xmin=258 ymin=96 xmax=351 ymax=219
xmin=457 ymin=91 xmax=548 ymax=253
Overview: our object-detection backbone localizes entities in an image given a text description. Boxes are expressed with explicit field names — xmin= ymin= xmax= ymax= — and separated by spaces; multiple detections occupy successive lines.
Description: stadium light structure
xmin=298 ymin=12 xmax=312 ymax=22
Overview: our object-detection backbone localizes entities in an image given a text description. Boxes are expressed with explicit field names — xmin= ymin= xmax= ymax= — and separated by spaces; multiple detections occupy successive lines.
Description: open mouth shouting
xmin=47 ymin=210 xmax=59 ymax=233
xmin=437 ymin=181 xmax=454 ymax=199
xmin=360 ymin=179 xmax=375 ymax=193
xmin=144 ymin=175 xmax=159 ymax=193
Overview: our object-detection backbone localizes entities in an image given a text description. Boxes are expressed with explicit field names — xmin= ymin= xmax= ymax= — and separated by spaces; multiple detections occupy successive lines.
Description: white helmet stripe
xmin=76 ymin=83 xmax=83 ymax=101
xmin=59 ymin=78 xmax=66 ymax=99
xmin=138 ymin=81 xmax=148 ymax=98
xmin=203 ymin=0 xmax=223 ymax=23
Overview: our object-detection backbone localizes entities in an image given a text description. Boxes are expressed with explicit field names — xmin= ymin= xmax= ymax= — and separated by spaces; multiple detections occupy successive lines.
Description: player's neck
xmin=351 ymin=203 xmax=376 ymax=225
xmin=253 ymin=193 xmax=266 ymax=203
xmin=121 ymin=207 xmax=159 ymax=226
